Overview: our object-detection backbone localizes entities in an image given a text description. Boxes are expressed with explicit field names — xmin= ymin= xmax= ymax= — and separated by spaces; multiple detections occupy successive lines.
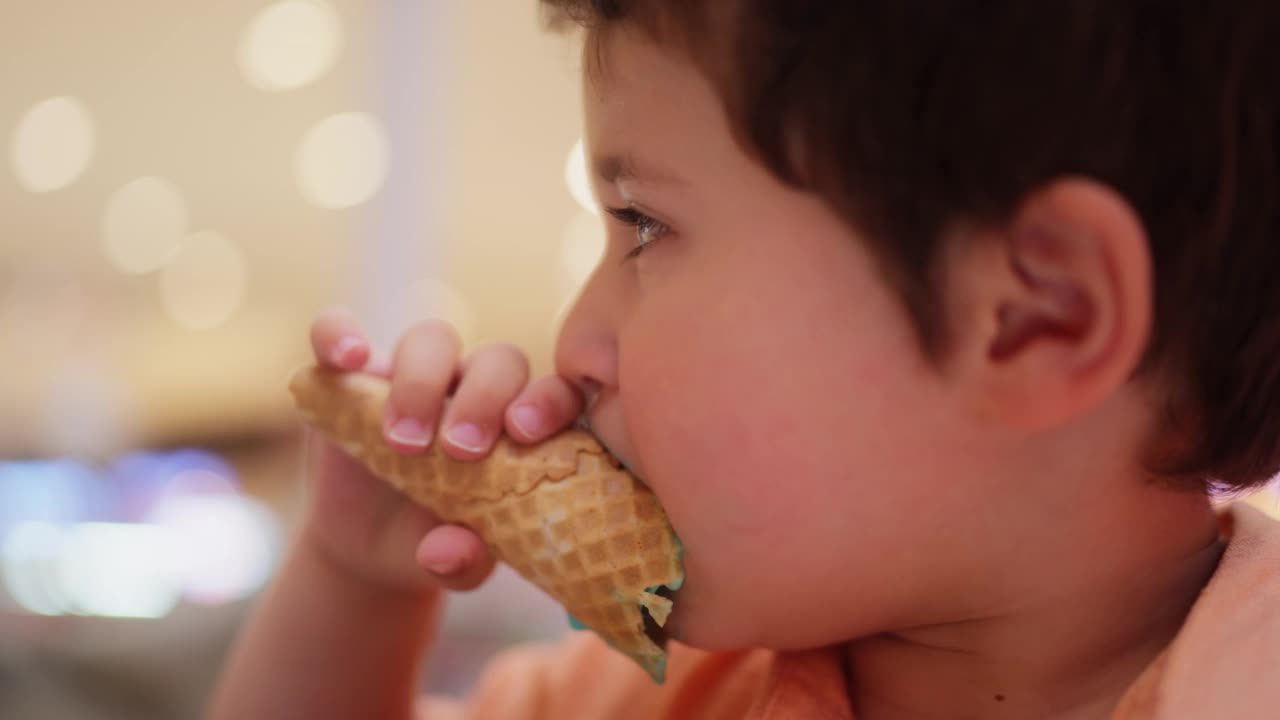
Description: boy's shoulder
xmin=1115 ymin=502 xmax=1280 ymax=719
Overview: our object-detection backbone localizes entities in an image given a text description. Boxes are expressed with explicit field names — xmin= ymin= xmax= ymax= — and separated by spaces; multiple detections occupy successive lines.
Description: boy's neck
xmin=845 ymin=488 xmax=1224 ymax=720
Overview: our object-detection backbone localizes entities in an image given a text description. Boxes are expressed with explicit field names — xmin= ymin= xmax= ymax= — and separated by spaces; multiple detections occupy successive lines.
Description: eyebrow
xmin=593 ymin=153 xmax=685 ymax=186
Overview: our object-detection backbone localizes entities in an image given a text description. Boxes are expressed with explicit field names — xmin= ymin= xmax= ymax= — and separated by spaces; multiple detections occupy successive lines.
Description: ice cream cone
xmin=288 ymin=365 xmax=684 ymax=681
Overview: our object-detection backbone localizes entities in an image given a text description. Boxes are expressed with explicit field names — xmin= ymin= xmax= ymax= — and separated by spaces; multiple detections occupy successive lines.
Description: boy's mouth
xmin=575 ymin=416 xmax=644 ymax=482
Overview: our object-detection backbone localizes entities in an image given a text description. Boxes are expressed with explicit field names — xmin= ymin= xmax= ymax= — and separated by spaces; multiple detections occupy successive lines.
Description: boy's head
xmin=542 ymin=0 xmax=1280 ymax=649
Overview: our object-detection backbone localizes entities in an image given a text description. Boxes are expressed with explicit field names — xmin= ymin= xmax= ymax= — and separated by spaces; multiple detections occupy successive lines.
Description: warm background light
xmin=295 ymin=111 xmax=389 ymax=209
xmin=237 ymin=0 xmax=343 ymax=92
xmin=10 ymin=96 xmax=95 ymax=193
xmin=157 ymin=231 xmax=249 ymax=330
xmin=101 ymin=176 xmax=189 ymax=275
xmin=564 ymin=137 xmax=597 ymax=216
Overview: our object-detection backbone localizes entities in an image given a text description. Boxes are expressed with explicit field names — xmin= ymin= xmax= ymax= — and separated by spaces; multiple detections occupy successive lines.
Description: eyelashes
xmin=605 ymin=206 xmax=671 ymax=261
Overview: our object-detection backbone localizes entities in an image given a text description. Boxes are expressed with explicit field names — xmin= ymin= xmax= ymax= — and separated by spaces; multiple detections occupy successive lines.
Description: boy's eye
xmin=605 ymin=206 xmax=670 ymax=262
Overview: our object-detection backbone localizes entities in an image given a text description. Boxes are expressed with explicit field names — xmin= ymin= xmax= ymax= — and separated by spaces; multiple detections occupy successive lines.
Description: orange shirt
xmin=420 ymin=503 xmax=1280 ymax=720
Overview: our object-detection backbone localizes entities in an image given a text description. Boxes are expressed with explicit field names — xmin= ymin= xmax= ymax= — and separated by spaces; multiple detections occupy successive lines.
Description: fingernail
xmin=388 ymin=417 xmax=432 ymax=448
xmin=445 ymin=423 xmax=489 ymax=453
xmin=424 ymin=555 xmax=463 ymax=576
xmin=332 ymin=336 xmax=365 ymax=366
xmin=510 ymin=405 xmax=544 ymax=438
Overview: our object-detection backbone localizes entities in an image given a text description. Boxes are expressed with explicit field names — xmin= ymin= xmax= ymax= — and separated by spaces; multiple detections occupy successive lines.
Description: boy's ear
xmin=953 ymin=178 xmax=1153 ymax=431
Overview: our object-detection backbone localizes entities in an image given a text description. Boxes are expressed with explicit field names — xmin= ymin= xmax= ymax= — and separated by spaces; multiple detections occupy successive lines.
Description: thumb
xmin=416 ymin=524 xmax=496 ymax=592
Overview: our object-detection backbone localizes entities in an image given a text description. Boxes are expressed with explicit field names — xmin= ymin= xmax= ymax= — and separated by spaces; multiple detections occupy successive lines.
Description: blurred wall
xmin=0 ymin=2 xmax=592 ymax=715
xmin=1 ymin=0 xmax=589 ymax=459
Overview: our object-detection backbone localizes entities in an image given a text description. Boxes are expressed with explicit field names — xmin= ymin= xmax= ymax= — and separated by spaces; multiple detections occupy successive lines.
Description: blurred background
xmin=1 ymin=1 xmax=602 ymax=717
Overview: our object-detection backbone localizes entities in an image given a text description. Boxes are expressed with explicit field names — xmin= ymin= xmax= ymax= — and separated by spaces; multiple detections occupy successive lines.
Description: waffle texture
xmin=288 ymin=366 xmax=684 ymax=681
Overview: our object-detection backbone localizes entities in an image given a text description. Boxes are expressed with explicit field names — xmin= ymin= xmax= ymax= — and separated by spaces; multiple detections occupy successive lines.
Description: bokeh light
xmin=157 ymin=230 xmax=248 ymax=330
xmin=295 ymin=111 xmax=389 ymax=209
xmin=101 ymin=176 xmax=189 ymax=274
xmin=0 ymin=461 xmax=102 ymax=539
xmin=2 ymin=522 xmax=72 ymax=616
xmin=10 ymin=96 xmax=95 ymax=193
xmin=564 ymin=137 xmax=597 ymax=216
xmin=1244 ymin=482 xmax=1280 ymax=520
xmin=238 ymin=0 xmax=343 ymax=92
xmin=0 ymin=450 xmax=283 ymax=618
xmin=108 ymin=450 xmax=237 ymax=523
xmin=55 ymin=523 xmax=182 ymax=619
xmin=147 ymin=493 xmax=280 ymax=605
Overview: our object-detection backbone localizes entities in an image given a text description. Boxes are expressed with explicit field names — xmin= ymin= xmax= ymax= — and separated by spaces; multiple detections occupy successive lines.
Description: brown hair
xmin=541 ymin=0 xmax=1280 ymax=492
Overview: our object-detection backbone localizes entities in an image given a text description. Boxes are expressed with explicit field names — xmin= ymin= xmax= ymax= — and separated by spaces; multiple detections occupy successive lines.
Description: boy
xmin=210 ymin=2 xmax=1280 ymax=718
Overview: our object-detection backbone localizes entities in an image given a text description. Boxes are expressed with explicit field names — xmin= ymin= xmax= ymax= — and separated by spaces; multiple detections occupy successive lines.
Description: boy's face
xmin=557 ymin=29 xmax=996 ymax=649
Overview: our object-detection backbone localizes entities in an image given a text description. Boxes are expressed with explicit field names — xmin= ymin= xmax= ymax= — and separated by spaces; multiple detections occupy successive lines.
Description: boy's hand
xmin=302 ymin=307 xmax=585 ymax=595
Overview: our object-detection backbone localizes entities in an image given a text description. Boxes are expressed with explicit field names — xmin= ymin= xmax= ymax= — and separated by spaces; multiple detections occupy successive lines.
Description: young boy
xmin=210 ymin=2 xmax=1280 ymax=718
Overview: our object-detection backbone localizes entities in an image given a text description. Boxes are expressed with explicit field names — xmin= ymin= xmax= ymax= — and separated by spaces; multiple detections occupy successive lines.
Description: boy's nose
xmin=554 ymin=329 xmax=614 ymax=410
xmin=554 ymin=289 xmax=618 ymax=407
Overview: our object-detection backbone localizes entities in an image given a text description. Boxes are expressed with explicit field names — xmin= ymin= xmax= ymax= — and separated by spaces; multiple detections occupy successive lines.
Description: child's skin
xmin=212 ymin=26 xmax=1227 ymax=720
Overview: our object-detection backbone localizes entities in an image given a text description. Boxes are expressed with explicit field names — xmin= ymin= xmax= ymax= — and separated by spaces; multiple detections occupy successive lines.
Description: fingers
xmin=416 ymin=524 xmax=496 ymax=592
xmin=439 ymin=343 xmax=530 ymax=459
xmin=310 ymin=307 xmax=371 ymax=371
xmin=384 ymin=320 xmax=463 ymax=453
xmin=306 ymin=311 xmax=576 ymax=599
xmin=316 ymin=311 xmax=571 ymax=463
xmin=505 ymin=374 xmax=586 ymax=443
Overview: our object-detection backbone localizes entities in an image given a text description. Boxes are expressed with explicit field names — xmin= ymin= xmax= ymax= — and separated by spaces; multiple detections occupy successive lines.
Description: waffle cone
xmin=288 ymin=366 xmax=684 ymax=681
